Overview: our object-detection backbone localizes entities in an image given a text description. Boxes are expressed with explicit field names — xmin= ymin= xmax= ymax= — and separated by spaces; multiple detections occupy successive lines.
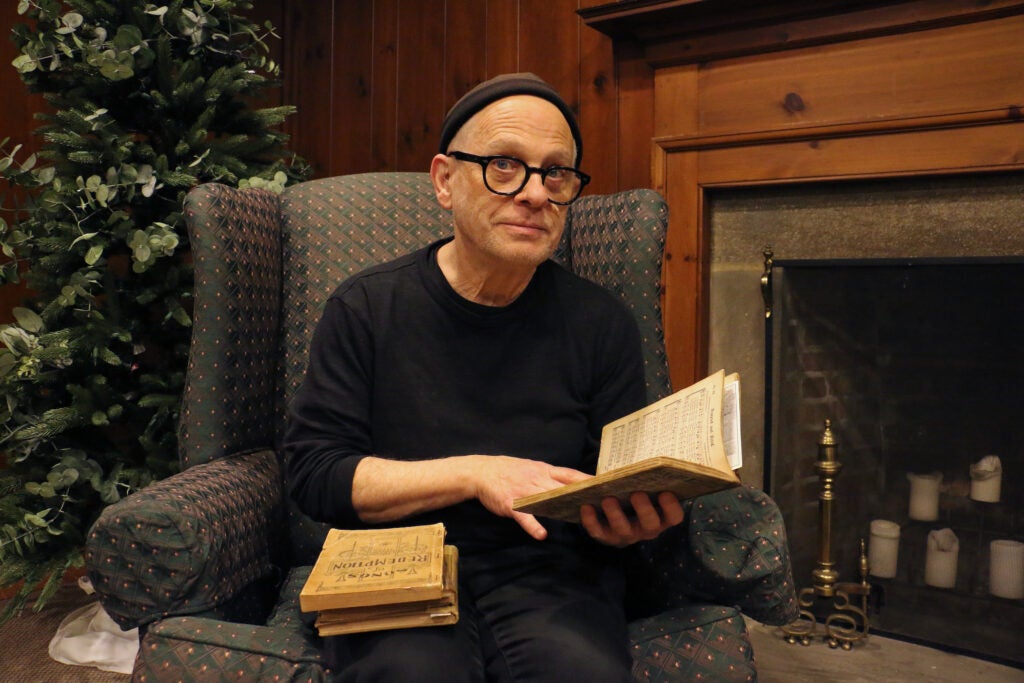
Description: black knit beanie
xmin=438 ymin=73 xmax=583 ymax=166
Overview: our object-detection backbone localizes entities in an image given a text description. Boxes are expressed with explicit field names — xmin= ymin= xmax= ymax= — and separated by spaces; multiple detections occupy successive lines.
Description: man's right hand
xmin=468 ymin=455 xmax=591 ymax=541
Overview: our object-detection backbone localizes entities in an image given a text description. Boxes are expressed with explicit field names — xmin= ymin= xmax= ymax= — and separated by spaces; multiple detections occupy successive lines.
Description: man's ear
xmin=430 ymin=154 xmax=454 ymax=210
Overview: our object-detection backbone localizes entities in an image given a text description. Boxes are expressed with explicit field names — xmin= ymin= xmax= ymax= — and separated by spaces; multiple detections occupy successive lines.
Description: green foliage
xmin=0 ymin=0 xmax=308 ymax=621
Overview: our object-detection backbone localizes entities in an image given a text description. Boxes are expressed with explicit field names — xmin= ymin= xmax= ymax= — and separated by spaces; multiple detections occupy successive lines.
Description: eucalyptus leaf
xmin=12 ymin=307 xmax=43 ymax=333
xmin=85 ymin=244 xmax=104 ymax=265
xmin=23 ymin=513 xmax=49 ymax=528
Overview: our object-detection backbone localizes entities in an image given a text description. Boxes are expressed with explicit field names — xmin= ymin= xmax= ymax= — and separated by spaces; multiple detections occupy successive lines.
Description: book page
xmin=596 ymin=370 xmax=728 ymax=474
xmin=723 ymin=373 xmax=742 ymax=470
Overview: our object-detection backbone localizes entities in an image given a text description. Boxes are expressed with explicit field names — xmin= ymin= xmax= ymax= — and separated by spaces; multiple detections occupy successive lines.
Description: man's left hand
xmin=580 ymin=491 xmax=684 ymax=547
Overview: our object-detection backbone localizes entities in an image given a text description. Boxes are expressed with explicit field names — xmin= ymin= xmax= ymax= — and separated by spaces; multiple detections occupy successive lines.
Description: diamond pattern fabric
xmin=85 ymin=449 xmax=283 ymax=629
xmin=627 ymin=486 xmax=800 ymax=627
xmin=629 ymin=608 xmax=756 ymax=682
xmin=566 ymin=189 xmax=671 ymax=400
xmin=180 ymin=186 xmax=283 ymax=468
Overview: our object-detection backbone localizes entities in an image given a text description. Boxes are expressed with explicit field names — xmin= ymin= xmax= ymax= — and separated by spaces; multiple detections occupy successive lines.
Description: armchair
xmin=85 ymin=172 xmax=797 ymax=681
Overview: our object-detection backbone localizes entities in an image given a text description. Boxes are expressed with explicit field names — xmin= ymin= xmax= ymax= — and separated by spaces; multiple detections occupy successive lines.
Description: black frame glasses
xmin=447 ymin=151 xmax=591 ymax=205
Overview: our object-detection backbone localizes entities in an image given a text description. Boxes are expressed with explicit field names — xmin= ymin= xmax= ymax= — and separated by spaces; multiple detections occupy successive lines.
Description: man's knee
xmin=329 ymin=629 xmax=482 ymax=683
xmin=503 ymin=632 xmax=631 ymax=683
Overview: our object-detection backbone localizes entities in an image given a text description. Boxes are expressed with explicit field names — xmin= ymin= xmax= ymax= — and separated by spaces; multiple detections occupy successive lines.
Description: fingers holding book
xmin=579 ymin=491 xmax=685 ymax=548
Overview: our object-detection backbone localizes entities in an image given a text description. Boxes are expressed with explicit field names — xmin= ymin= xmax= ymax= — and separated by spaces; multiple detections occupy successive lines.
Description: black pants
xmin=327 ymin=547 xmax=632 ymax=683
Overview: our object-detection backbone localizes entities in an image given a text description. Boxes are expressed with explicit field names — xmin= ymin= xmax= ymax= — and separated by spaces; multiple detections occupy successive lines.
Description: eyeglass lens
xmin=485 ymin=158 xmax=583 ymax=204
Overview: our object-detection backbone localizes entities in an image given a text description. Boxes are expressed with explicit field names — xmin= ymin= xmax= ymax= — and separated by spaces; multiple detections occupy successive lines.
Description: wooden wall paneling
xmin=282 ymin=0 xmax=338 ymax=177
xmin=485 ymin=0 xmax=520 ymax=76
xmin=691 ymin=123 xmax=1024 ymax=187
xmin=694 ymin=15 xmax=1024 ymax=140
xmin=578 ymin=0 xmax=618 ymax=196
xmin=637 ymin=0 xmax=1024 ymax=69
xmin=517 ymin=0 xmax=582 ymax=107
xmin=659 ymin=149 xmax=703 ymax=389
xmin=653 ymin=65 xmax=698 ymax=140
xmin=394 ymin=0 xmax=446 ymax=170
xmin=614 ymin=45 xmax=654 ymax=191
xmin=370 ymin=0 xmax=401 ymax=172
xmin=329 ymin=0 xmax=375 ymax=175
xmin=444 ymin=0 xmax=489 ymax=114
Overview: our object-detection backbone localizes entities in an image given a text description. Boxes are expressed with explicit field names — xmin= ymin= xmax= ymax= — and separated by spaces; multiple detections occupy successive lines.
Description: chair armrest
xmin=626 ymin=485 xmax=799 ymax=626
xmin=85 ymin=449 xmax=284 ymax=630
xmin=137 ymin=616 xmax=327 ymax=682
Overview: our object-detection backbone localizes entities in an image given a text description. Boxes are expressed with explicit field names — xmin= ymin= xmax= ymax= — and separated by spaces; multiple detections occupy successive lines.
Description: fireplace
xmin=706 ymin=173 xmax=1024 ymax=664
xmin=580 ymin=0 xmax=1024 ymax=664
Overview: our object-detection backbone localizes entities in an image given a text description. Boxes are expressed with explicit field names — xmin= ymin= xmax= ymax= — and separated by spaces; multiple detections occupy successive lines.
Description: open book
xmin=299 ymin=523 xmax=458 ymax=636
xmin=513 ymin=370 xmax=742 ymax=523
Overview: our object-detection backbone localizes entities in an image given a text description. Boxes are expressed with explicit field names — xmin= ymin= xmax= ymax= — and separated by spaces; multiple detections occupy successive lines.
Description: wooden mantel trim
xmin=654 ymin=107 xmax=1024 ymax=154
xmin=581 ymin=0 xmax=1024 ymax=67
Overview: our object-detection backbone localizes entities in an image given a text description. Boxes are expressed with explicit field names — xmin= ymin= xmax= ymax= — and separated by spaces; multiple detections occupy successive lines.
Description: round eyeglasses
xmin=447 ymin=151 xmax=590 ymax=205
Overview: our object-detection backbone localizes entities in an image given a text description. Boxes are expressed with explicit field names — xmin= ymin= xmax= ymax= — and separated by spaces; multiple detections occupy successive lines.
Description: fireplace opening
xmin=767 ymin=259 xmax=1023 ymax=665
xmin=706 ymin=172 xmax=1024 ymax=665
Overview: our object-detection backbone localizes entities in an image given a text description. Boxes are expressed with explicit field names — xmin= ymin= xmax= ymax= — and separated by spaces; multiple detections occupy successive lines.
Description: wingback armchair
xmin=85 ymin=172 xmax=797 ymax=682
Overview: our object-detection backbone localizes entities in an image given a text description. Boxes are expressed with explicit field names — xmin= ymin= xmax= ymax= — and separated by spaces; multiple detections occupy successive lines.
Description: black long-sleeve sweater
xmin=284 ymin=237 xmax=646 ymax=557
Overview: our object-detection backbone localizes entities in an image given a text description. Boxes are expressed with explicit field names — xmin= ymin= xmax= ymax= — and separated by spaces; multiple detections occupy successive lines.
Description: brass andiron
xmin=781 ymin=419 xmax=871 ymax=649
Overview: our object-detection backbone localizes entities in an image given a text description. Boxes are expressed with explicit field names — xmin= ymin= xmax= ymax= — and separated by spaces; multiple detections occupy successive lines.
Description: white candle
xmin=924 ymin=528 xmax=958 ymax=589
xmin=868 ymin=519 xmax=900 ymax=579
xmin=969 ymin=455 xmax=1001 ymax=503
xmin=989 ymin=540 xmax=1024 ymax=600
xmin=907 ymin=471 xmax=942 ymax=521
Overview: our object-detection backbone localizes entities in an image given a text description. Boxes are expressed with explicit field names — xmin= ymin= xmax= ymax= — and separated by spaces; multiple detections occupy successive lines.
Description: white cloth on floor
xmin=48 ymin=579 xmax=138 ymax=674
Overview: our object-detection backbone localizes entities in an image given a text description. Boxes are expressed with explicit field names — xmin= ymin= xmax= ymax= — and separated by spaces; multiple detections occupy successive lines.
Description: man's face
xmin=433 ymin=95 xmax=576 ymax=271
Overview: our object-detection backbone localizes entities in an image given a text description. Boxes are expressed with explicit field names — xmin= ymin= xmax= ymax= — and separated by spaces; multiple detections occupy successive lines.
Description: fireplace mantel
xmin=582 ymin=1 xmax=1024 ymax=488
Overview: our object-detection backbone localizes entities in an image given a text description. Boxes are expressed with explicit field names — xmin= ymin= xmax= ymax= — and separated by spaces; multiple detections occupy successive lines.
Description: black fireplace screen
xmin=766 ymin=259 xmax=1024 ymax=665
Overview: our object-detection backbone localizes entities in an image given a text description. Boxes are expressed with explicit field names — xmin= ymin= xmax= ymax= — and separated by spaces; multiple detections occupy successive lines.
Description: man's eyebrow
xmin=480 ymin=137 xmax=574 ymax=166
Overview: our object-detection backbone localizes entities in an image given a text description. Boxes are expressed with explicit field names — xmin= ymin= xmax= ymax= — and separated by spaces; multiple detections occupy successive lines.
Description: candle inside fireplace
xmin=907 ymin=471 xmax=942 ymax=521
xmin=924 ymin=528 xmax=959 ymax=589
xmin=989 ymin=540 xmax=1024 ymax=600
xmin=868 ymin=519 xmax=900 ymax=578
xmin=969 ymin=455 xmax=1001 ymax=503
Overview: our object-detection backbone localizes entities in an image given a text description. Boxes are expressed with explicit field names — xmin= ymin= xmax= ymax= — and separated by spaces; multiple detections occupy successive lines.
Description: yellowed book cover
xmin=513 ymin=370 xmax=743 ymax=523
xmin=314 ymin=545 xmax=459 ymax=636
xmin=300 ymin=523 xmax=448 ymax=613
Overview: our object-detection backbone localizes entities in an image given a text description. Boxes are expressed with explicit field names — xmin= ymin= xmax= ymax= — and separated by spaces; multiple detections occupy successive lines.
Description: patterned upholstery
xmin=178 ymin=188 xmax=282 ymax=468
xmin=564 ymin=189 xmax=671 ymax=401
xmin=86 ymin=450 xmax=284 ymax=630
xmin=84 ymin=173 xmax=796 ymax=682
xmin=629 ymin=607 xmax=756 ymax=682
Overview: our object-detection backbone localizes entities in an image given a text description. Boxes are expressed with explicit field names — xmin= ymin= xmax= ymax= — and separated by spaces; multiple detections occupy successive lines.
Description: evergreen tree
xmin=0 ymin=0 xmax=307 ymax=622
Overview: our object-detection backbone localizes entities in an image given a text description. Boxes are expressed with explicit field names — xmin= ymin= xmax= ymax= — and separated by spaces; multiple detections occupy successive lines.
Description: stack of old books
xmin=299 ymin=522 xmax=458 ymax=636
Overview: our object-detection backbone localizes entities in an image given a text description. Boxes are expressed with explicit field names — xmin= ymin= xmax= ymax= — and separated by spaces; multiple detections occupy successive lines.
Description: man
xmin=285 ymin=73 xmax=684 ymax=682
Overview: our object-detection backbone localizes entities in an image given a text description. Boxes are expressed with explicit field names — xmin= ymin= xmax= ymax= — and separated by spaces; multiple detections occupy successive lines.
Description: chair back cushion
xmin=565 ymin=189 xmax=670 ymax=400
xmin=181 ymin=185 xmax=283 ymax=468
xmin=277 ymin=173 xmax=449 ymax=426
xmin=276 ymin=173 xmax=451 ymax=563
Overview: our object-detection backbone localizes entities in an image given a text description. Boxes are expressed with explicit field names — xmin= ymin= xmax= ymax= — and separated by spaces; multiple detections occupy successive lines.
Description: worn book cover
xmin=513 ymin=370 xmax=743 ymax=523
xmin=300 ymin=523 xmax=452 ymax=614
xmin=314 ymin=545 xmax=459 ymax=636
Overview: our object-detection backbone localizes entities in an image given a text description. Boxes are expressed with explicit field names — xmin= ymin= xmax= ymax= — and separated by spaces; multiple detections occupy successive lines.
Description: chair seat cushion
xmin=134 ymin=566 xmax=326 ymax=681
xmin=268 ymin=565 xmax=317 ymax=632
xmin=629 ymin=605 xmax=755 ymax=683
xmin=138 ymin=614 xmax=328 ymax=682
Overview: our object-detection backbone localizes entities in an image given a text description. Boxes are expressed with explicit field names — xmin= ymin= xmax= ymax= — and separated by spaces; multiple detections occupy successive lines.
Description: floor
xmin=746 ymin=617 xmax=1024 ymax=683
xmin=1 ymin=585 xmax=1022 ymax=682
